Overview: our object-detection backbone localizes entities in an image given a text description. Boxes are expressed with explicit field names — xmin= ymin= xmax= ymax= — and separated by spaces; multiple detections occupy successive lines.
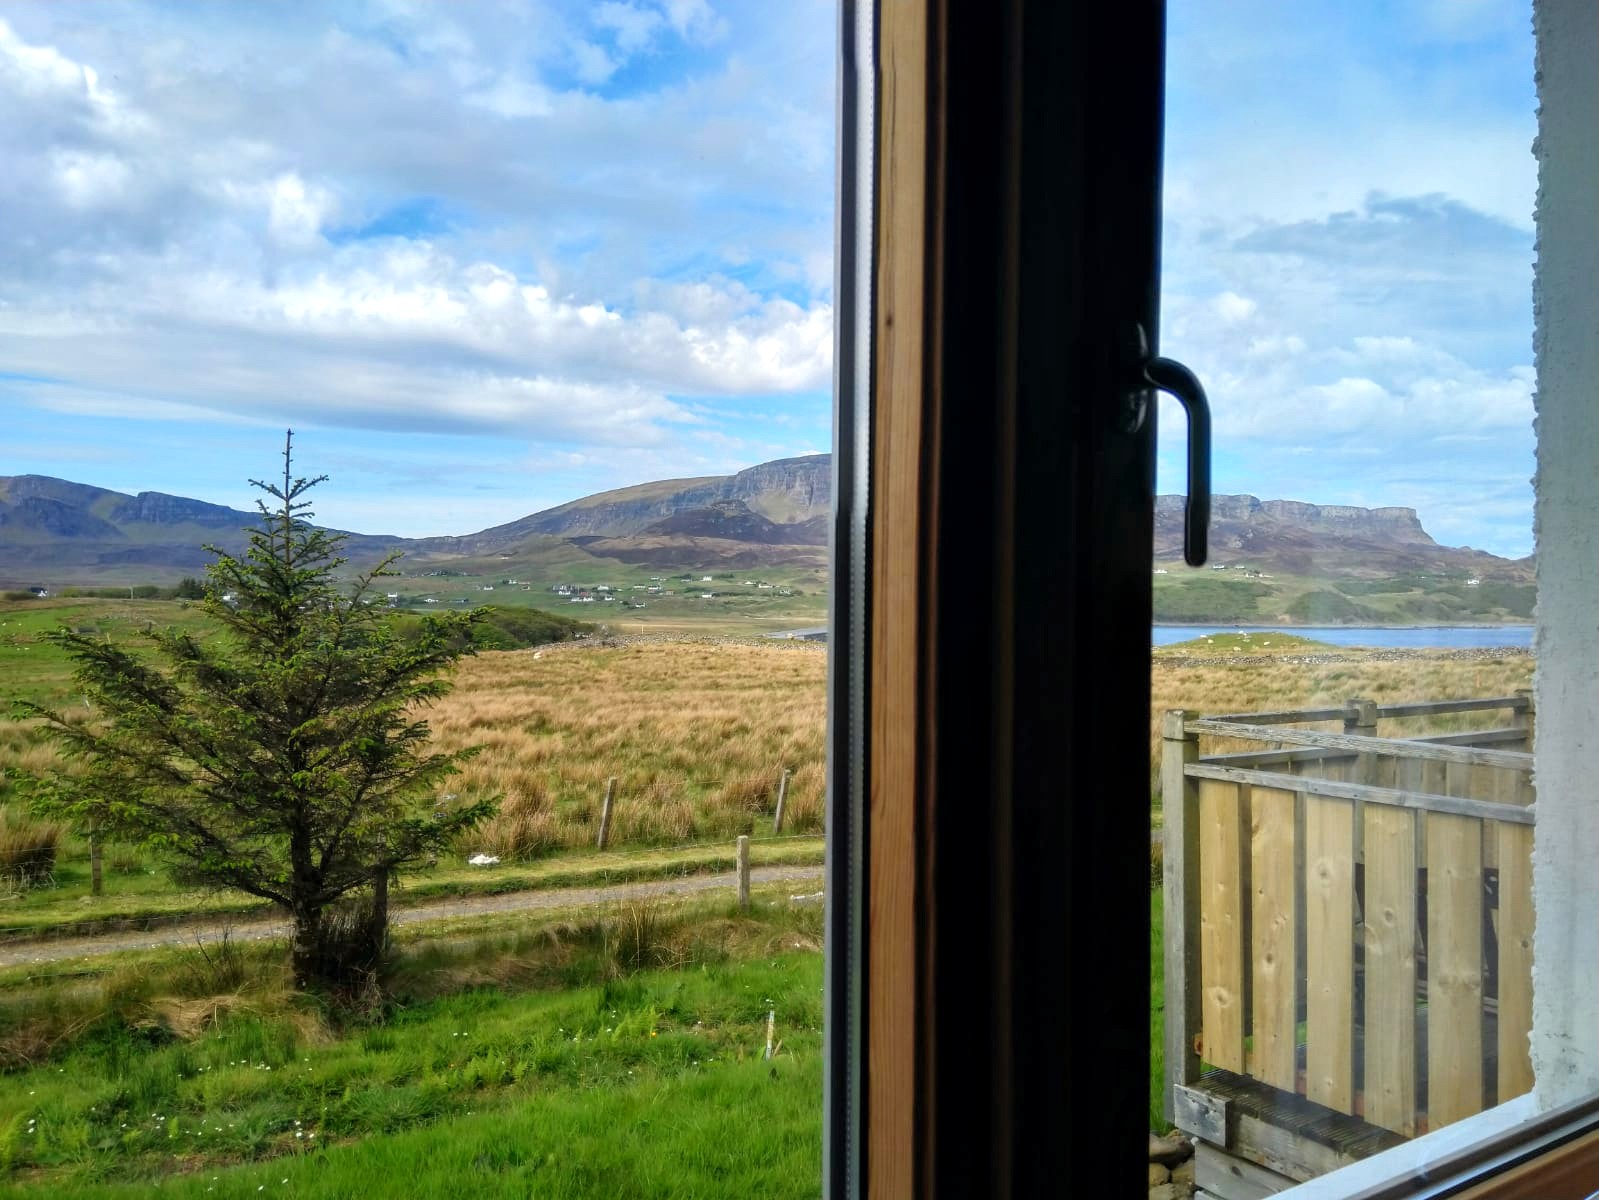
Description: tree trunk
xmin=289 ymin=904 xmax=326 ymax=988
xmin=367 ymin=870 xmax=389 ymax=964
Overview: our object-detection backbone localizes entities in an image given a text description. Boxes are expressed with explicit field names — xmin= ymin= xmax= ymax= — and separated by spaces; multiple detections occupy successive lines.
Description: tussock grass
xmin=433 ymin=642 xmax=826 ymax=855
xmin=0 ymin=814 xmax=62 ymax=889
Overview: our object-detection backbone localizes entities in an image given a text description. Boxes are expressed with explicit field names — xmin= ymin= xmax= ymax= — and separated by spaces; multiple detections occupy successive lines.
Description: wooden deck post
xmin=1345 ymin=697 xmax=1378 ymax=881
xmin=1343 ymin=698 xmax=1379 ymax=782
xmin=1514 ymin=687 xmax=1536 ymax=751
xmin=1162 ymin=709 xmax=1202 ymax=1123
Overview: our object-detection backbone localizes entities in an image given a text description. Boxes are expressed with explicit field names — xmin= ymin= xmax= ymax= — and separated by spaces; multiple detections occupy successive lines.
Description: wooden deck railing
xmin=1162 ymin=693 xmax=1535 ymax=1140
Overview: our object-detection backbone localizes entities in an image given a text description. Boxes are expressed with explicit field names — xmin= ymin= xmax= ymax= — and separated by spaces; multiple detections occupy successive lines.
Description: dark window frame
xmin=827 ymin=2 xmax=1166 ymax=1193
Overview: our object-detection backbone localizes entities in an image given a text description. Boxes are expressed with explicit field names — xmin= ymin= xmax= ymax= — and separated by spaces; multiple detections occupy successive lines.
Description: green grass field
xmin=1152 ymin=566 xmax=1535 ymax=625
xmin=0 ymin=895 xmax=824 ymax=1196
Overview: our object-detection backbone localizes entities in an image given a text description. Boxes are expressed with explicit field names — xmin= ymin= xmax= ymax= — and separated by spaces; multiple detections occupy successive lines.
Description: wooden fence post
xmin=1345 ymin=697 xmax=1378 ymax=876
xmin=1161 ymin=709 xmax=1202 ymax=1123
xmin=89 ymin=828 xmax=103 ymax=898
xmin=736 ymin=834 xmax=751 ymax=910
xmin=1514 ymin=687 xmax=1536 ymax=750
xmin=596 ymin=777 xmax=617 ymax=850
xmin=1513 ymin=688 xmax=1536 ymax=806
xmin=772 ymin=768 xmax=791 ymax=834
xmin=1344 ymin=697 xmax=1379 ymax=782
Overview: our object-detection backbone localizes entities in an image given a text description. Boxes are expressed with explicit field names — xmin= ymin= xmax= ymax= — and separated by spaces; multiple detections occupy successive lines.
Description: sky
xmin=0 ymin=1 xmax=1539 ymax=555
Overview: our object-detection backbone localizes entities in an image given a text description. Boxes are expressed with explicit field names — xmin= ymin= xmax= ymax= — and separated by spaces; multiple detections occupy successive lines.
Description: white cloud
xmin=50 ymin=149 xmax=131 ymax=209
xmin=267 ymin=174 xmax=337 ymax=249
xmin=570 ymin=42 xmax=619 ymax=85
xmin=1210 ymin=291 xmax=1257 ymax=324
xmin=594 ymin=2 xmax=666 ymax=54
xmin=0 ymin=4 xmax=833 ymax=462
xmin=0 ymin=16 xmax=123 ymax=119
xmin=659 ymin=0 xmax=729 ymax=45
xmin=465 ymin=74 xmax=555 ymax=118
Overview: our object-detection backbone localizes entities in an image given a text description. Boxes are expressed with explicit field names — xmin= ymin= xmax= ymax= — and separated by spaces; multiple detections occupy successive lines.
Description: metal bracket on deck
xmin=1174 ymin=1083 xmax=1229 ymax=1146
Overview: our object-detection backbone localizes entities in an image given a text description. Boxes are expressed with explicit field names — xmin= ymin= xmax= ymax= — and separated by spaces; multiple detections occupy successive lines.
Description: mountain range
xmin=0 ymin=455 xmax=1530 ymax=591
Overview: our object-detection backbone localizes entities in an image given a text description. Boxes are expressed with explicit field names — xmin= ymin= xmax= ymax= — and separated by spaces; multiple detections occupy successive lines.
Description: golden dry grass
xmin=430 ymin=641 xmax=827 ymax=856
xmin=1148 ymin=648 xmax=1533 ymax=795
xmin=2 ymin=632 xmax=1534 ymax=859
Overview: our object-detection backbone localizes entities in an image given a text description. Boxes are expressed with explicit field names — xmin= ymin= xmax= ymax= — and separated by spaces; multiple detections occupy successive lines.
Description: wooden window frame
xmin=828 ymin=2 xmax=1166 ymax=1194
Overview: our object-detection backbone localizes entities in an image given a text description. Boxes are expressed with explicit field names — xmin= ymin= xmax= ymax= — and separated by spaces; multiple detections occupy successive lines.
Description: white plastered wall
xmin=1528 ymin=0 xmax=1599 ymax=1110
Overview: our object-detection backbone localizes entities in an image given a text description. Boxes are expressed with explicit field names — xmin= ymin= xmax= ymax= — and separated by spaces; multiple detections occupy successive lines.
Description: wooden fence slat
xmin=1184 ymin=762 xmax=1534 ymax=825
xmin=1362 ymin=804 xmax=1418 ymax=1135
xmin=1422 ymin=760 xmax=1447 ymax=799
xmin=1250 ymin=786 xmax=1298 ymax=1092
xmin=1200 ymin=779 xmax=1249 ymax=1075
xmin=1376 ymin=697 xmax=1527 ymax=720
xmin=1427 ymin=812 xmax=1484 ymax=1129
xmin=1496 ymin=821 xmax=1534 ymax=1103
xmin=1305 ymin=796 xmax=1355 ymax=1113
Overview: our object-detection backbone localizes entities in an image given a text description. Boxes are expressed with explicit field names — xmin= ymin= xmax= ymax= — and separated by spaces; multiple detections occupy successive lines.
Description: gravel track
xmin=0 ymin=865 xmax=826 ymax=969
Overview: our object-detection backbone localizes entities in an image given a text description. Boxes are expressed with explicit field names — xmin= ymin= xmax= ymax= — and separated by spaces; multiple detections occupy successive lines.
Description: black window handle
xmin=1143 ymin=353 xmax=1211 ymax=568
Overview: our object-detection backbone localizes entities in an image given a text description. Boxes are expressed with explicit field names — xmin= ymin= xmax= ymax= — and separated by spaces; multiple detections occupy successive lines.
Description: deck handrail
xmin=1183 ymin=761 xmax=1535 ymax=824
xmin=1186 ymin=718 xmax=1531 ymax=770
xmin=1208 ymin=695 xmax=1529 ymax=726
xmin=1202 ymin=727 xmax=1528 ymax=771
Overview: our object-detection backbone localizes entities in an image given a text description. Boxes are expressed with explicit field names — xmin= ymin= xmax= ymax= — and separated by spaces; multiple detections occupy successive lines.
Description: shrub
xmin=603 ymin=898 xmax=677 ymax=975
xmin=175 ymin=930 xmax=250 ymax=996
xmin=476 ymin=807 xmax=563 ymax=860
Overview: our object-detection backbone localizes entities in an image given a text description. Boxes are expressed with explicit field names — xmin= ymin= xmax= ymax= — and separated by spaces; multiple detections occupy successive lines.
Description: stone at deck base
xmin=1150 ymin=1131 xmax=1194 ymax=1166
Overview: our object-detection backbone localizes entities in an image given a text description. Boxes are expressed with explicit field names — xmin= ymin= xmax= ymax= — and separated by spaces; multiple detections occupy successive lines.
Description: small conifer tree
xmin=12 ymin=433 xmax=496 ymax=987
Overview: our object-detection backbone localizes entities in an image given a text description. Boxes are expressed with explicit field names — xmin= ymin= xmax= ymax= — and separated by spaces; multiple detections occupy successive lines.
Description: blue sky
xmin=0 ymin=1 xmax=1538 ymax=554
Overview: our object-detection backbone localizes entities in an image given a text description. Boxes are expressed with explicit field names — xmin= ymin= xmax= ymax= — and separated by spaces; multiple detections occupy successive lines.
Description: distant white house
xmin=701 ymin=575 xmax=714 ymax=582
xmin=1153 ymin=568 xmax=1168 ymax=575
xmin=1466 ymin=577 xmax=1482 ymax=586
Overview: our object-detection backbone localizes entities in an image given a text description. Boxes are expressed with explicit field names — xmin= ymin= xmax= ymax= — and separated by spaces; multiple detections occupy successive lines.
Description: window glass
xmin=1155 ymin=2 xmax=1544 ymax=1191
xmin=0 ymin=3 xmax=834 ymax=1195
